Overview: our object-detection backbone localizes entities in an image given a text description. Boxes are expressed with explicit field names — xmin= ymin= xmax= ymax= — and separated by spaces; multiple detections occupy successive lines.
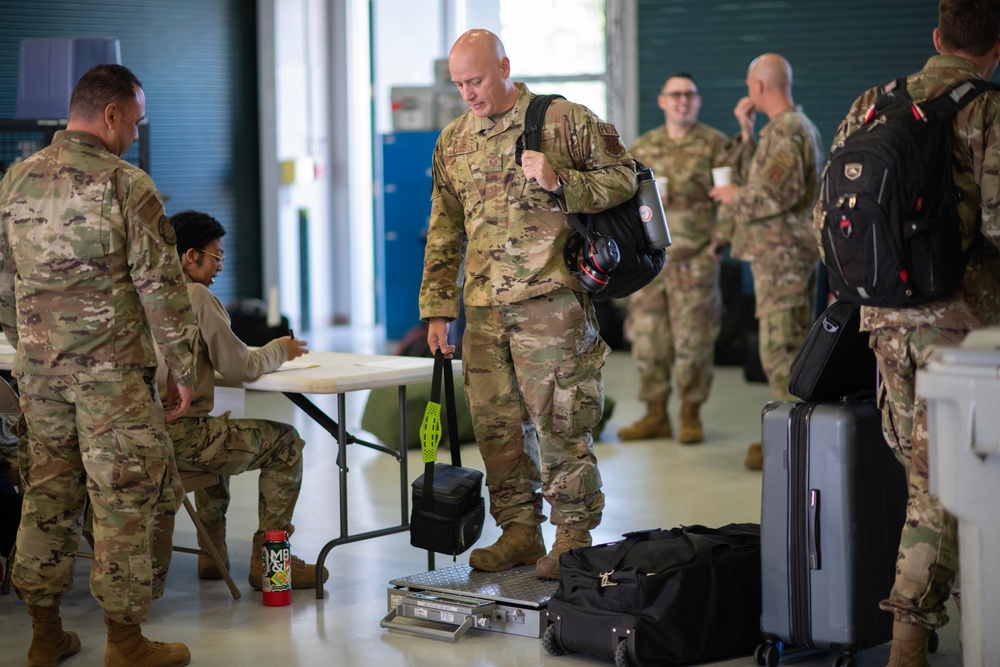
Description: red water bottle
xmin=261 ymin=529 xmax=292 ymax=606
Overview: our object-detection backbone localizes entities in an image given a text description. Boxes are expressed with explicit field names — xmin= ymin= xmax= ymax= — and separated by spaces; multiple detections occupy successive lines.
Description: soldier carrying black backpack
xmin=811 ymin=2 xmax=1000 ymax=663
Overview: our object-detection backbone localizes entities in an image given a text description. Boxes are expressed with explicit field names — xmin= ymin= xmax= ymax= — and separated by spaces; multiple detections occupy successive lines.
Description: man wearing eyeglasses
xmin=618 ymin=73 xmax=729 ymax=446
xmin=159 ymin=210 xmax=328 ymax=592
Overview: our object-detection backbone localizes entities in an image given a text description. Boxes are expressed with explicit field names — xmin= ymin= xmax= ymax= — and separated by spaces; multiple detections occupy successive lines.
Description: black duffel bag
xmin=409 ymin=351 xmax=485 ymax=557
xmin=544 ymin=523 xmax=761 ymax=666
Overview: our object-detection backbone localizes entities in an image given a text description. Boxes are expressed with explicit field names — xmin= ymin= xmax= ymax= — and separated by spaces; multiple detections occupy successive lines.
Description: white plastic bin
xmin=918 ymin=326 xmax=1000 ymax=667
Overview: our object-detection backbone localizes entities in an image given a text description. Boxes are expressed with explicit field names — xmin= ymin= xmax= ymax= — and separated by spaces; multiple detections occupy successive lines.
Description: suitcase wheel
xmin=754 ymin=641 xmax=782 ymax=667
xmin=542 ymin=623 xmax=568 ymax=656
xmin=833 ymin=656 xmax=857 ymax=667
xmin=614 ymin=638 xmax=631 ymax=667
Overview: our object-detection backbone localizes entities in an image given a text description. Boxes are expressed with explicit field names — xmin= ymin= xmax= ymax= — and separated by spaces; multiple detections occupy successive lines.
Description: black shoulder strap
xmin=513 ymin=93 xmax=594 ymax=242
xmin=922 ymin=78 xmax=1000 ymax=118
xmin=515 ymin=94 xmax=565 ymax=166
xmin=420 ymin=350 xmax=462 ymax=504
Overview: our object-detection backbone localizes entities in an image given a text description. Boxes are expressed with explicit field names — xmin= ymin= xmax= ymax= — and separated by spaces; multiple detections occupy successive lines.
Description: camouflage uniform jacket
xmin=722 ymin=107 xmax=823 ymax=267
xmin=0 ymin=130 xmax=196 ymax=384
xmin=630 ymin=122 xmax=728 ymax=261
xmin=419 ymin=83 xmax=637 ymax=319
xmin=180 ymin=280 xmax=287 ymax=418
xmin=813 ymin=55 xmax=1000 ymax=332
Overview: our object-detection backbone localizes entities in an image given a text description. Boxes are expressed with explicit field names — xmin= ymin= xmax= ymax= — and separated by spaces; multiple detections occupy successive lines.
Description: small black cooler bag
xmin=788 ymin=300 xmax=876 ymax=401
xmin=410 ymin=351 xmax=485 ymax=556
xmin=545 ymin=523 xmax=762 ymax=666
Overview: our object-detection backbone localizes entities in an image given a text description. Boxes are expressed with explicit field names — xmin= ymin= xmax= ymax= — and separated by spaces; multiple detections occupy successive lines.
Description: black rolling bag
xmin=755 ymin=400 xmax=907 ymax=667
xmin=543 ymin=523 xmax=762 ymax=666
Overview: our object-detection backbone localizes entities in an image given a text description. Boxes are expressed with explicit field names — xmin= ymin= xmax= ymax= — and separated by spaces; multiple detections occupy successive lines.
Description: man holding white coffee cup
xmin=619 ymin=72 xmax=731 ymax=445
xmin=709 ymin=53 xmax=823 ymax=470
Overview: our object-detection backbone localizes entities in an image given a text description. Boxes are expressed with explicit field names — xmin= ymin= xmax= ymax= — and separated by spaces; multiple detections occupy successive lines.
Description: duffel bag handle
xmin=603 ymin=525 xmax=757 ymax=572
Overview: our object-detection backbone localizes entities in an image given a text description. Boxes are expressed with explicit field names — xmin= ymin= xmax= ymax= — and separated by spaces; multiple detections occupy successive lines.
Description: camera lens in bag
xmin=565 ymin=232 xmax=620 ymax=293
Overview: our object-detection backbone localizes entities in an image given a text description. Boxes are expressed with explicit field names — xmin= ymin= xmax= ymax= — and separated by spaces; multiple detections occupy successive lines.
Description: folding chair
xmin=174 ymin=471 xmax=241 ymax=599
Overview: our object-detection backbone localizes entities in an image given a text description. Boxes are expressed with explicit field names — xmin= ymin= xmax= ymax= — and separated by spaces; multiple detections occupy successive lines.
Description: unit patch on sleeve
xmin=767 ymin=164 xmax=786 ymax=182
xmin=158 ymin=215 xmax=176 ymax=245
xmin=598 ymin=123 xmax=625 ymax=158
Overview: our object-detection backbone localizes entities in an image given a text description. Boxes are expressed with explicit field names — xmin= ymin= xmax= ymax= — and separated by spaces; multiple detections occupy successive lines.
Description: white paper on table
xmin=357 ymin=358 xmax=434 ymax=369
xmin=270 ymin=361 xmax=320 ymax=372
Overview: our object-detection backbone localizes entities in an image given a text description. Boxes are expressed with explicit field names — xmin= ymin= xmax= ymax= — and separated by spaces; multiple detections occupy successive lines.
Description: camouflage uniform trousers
xmin=871 ymin=326 xmax=965 ymax=629
xmin=750 ymin=259 xmax=817 ymax=401
xmin=12 ymin=370 xmax=183 ymax=624
xmin=624 ymin=249 xmax=721 ymax=405
xmin=462 ymin=288 xmax=608 ymax=531
xmin=166 ymin=414 xmax=304 ymax=532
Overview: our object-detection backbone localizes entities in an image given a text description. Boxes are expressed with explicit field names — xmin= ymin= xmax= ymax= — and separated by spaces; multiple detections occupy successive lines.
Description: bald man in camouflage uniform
xmin=813 ymin=3 xmax=1000 ymax=664
xmin=710 ymin=53 xmax=822 ymax=470
xmin=420 ymin=29 xmax=635 ymax=580
xmin=620 ymin=73 xmax=727 ymax=445
xmin=0 ymin=65 xmax=197 ymax=667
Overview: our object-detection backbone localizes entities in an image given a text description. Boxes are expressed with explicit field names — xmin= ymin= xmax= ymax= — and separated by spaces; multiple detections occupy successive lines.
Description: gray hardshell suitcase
xmin=755 ymin=400 xmax=906 ymax=667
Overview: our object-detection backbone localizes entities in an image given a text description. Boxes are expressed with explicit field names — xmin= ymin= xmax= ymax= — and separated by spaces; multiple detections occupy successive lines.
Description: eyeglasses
xmin=661 ymin=91 xmax=698 ymax=100
xmin=199 ymin=249 xmax=224 ymax=268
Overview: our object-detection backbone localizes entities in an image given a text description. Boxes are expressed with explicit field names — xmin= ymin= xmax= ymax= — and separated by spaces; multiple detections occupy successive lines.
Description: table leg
xmin=302 ymin=387 xmax=413 ymax=600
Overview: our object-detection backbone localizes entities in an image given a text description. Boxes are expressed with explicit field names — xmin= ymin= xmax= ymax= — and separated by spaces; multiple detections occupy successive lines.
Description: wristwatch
xmin=551 ymin=176 xmax=564 ymax=196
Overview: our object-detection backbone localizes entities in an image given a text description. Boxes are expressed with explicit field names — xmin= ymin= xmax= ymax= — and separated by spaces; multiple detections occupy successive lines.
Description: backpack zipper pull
xmin=911 ymin=103 xmax=928 ymax=122
xmin=863 ymin=105 xmax=877 ymax=123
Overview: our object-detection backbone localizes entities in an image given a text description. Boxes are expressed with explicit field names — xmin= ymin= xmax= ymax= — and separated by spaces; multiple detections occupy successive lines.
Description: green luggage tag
xmin=419 ymin=400 xmax=442 ymax=463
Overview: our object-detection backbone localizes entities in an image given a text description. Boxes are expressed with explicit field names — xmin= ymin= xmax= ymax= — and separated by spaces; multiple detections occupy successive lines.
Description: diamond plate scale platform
xmin=383 ymin=564 xmax=557 ymax=641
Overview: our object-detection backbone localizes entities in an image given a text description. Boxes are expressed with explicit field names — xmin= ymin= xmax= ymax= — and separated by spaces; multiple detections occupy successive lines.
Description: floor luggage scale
xmin=383 ymin=564 xmax=557 ymax=641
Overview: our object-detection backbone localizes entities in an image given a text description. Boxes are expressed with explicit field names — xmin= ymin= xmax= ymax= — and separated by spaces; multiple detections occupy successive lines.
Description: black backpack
xmin=515 ymin=94 xmax=666 ymax=301
xmin=820 ymin=77 xmax=999 ymax=307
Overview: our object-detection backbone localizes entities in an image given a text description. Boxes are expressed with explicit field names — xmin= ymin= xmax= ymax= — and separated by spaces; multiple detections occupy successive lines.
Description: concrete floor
xmin=0 ymin=325 xmax=963 ymax=666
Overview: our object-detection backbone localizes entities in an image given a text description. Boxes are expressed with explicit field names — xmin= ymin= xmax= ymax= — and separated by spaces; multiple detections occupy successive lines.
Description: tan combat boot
xmin=468 ymin=522 xmax=546 ymax=572
xmin=27 ymin=606 xmax=81 ymax=667
xmin=535 ymin=526 xmax=592 ymax=580
xmin=885 ymin=619 xmax=932 ymax=667
xmin=104 ymin=616 xmax=190 ymax=667
xmin=744 ymin=443 xmax=763 ymax=470
xmin=678 ymin=402 xmax=703 ymax=444
xmin=197 ymin=519 xmax=230 ymax=580
xmin=248 ymin=529 xmax=330 ymax=590
xmin=617 ymin=401 xmax=672 ymax=440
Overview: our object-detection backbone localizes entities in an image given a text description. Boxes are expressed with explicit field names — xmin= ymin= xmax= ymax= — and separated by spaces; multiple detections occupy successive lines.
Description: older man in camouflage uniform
xmin=619 ymin=73 xmax=728 ymax=445
xmin=0 ymin=65 xmax=197 ymax=667
xmin=419 ymin=29 xmax=635 ymax=580
xmin=710 ymin=53 xmax=822 ymax=470
xmin=813 ymin=3 xmax=1000 ymax=664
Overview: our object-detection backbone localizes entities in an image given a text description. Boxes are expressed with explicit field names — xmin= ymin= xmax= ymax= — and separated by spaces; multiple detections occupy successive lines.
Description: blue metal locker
xmin=376 ymin=131 xmax=439 ymax=341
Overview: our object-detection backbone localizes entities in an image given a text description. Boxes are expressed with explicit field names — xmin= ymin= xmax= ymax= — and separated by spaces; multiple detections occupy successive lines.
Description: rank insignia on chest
xmin=485 ymin=154 xmax=502 ymax=172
